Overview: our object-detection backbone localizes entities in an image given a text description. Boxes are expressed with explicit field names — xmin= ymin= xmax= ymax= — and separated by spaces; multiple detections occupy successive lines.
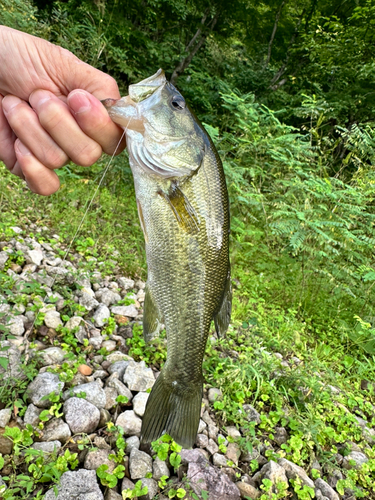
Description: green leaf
xmin=0 ymin=357 xmax=9 ymax=370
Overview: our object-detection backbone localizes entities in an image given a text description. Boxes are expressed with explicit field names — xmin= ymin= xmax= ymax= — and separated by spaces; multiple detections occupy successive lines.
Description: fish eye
xmin=170 ymin=95 xmax=186 ymax=111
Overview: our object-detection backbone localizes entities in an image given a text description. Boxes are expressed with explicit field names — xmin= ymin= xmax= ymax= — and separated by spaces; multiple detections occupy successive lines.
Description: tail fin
xmin=141 ymin=370 xmax=202 ymax=449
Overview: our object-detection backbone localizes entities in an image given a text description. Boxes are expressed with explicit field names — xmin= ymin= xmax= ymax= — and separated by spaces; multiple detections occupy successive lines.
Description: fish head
xmin=102 ymin=69 xmax=205 ymax=178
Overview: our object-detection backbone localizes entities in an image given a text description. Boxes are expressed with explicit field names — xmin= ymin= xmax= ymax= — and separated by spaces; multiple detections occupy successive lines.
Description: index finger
xmin=0 ymin=94 xmax=17 ymax=172
xmin=67 ymin=90 xmax=126 ymax=156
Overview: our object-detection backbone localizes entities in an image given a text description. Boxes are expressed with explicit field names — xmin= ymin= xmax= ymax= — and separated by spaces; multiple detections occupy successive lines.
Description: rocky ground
xmin=0 ymin=226 xmax=371 ymax=499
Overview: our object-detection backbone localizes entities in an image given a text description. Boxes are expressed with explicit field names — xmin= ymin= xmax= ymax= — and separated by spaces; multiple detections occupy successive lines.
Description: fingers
xmin=0 ymin=94 xmax=18 ymax=174
xmin=29 ymin=90 xmax=103 ymax=167
xmin=14 ymin=139 xmax=60 ymax=196
xmin=67 ymin=90 xmax=126 ymax=156
xmin=2 ymin=94 xmax=69 ymax=169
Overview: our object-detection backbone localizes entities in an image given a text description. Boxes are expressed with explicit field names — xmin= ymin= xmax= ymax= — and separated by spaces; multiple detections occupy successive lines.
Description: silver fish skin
xmin=102 ymin=69 xmax=231 ymax=448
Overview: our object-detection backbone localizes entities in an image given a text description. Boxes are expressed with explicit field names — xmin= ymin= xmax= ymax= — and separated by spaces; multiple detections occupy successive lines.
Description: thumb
xmin=52 ymin=47 xmax=121 ymax=101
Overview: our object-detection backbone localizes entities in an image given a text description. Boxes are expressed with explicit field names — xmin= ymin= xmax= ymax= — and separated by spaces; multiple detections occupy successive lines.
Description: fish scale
xmin=103 ymin=69 xmax=231 ymax=448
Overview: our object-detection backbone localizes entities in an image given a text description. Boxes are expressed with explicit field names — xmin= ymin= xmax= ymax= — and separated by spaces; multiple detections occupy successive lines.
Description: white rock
xmin=0 ymin=408 xmax=12 ymax=427
xmin=26 ymin=249 xmax=44 ymax=266
xmin=125 ymin=436 xmax=140 ymax=455
xmin=118 ymin=277 xmax=134 ymax=290
xmin=129 ymin=448 xmax=152 ymax=480
xmin=92 ymin=304 xmax=110 ymax=327
xmin=65 ymin=316 xmax=86 ymax=343
xmin=132 ymin=392 xmax=149 ymax=417
xmin=100 ymin=290 xmax=121 ymax=307
xmin=32 ymin=441 xmax=62 ymax=453
xmin=153 ymin=457 xmax=170 ymax=480
xmin=44 ymin=310 xmax=63 ymax=329
xmin=123 ymin=361 xmax=155 ymax=392
xmin=0 ymin=251 xmax=8 ymax=270
xmin=79 ymin=290 xmax=99 ymax=311
xmin=63 ymin=397 xmax=100 ymax=434
xmin=40 ymin=347 xmax=66 ymax=366
xmin=116 ymin=410 xmax=142 ymax=437
xmin=111 ymin=305 xmax=138 ymax=318
xmin=7 ymin=316 xmax=25 ymax=336
xmin=63 ymin=382 xmax=106 ymax=409
xmin=27 ymin=372 xmax=65 ymax=408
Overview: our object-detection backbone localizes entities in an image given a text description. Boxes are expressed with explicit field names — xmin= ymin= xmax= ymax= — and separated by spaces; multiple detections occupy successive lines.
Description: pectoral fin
xmin=143 ymin=284 xmax=163 ymax=342
xmin=159 ymin=183 xmax=200 ymax=233
xmin=214 ymin=268 xmax=232 ymax=337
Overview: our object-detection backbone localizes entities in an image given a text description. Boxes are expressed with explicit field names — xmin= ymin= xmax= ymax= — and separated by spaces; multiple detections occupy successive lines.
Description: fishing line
xmin=24 ymin=120 xmax=130 ymax=360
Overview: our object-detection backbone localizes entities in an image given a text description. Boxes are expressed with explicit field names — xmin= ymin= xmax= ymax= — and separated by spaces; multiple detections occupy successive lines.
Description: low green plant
xmin=1 ymin=426 xmax=78 ymax=499
xmin=122 ymin=480 xmax=148 ymax=499
xmin=151 ymin=434 xmax=182 ymax=470
xmin=127 ymin=323 xmax=167 ymax=367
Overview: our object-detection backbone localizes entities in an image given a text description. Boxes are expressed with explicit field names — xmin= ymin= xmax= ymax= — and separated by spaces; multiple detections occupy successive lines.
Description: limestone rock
xmin=41 ymin=418 xmax=71 ymax=443
xmin=125 ymin=436 xmax=140 ymax=455
xmin=44 ymin=310 xmax=63 ymax=329
xmin=93 ymin=304 xmax=110 ymax=327
xmin=84 ymin=448 xmax=116 ymax=474
xmin=0 ymin=409 xmax=12 ymax=428
xmin=132 ymin=392 xmax=149 ymax=417
xmin=39 ymin=347 xmax=65 ymax=366
xmin=129 ymin=448 xmax=153 ymax=480
xmin=261 ymin=461 xmax=289 ymax=492
xmin=62 ymin=382 xmax=106 ymax=409
xmin=242 ymin=404 xmax=261 ymax=424
xmin=7 ymin=316 xmax=25 ymax=336
xmin=153 ymin=456 xmax=170 ymax=480
xmin=111 ymin=305 xmax=138 ymax=318
xmin=27 ymin=372 xmax=65 ymax=408
xmin=236 ymin=482 xmax=261 ymax=499
xmin=63 ymin=397 xmax=100 ymax=434
xmin=24 ymin=404 xmax=42 ymax=427
xmin=31 ymin=441 xmax=62 ymax=453
xmin=44 ymin=469 xmax=104 ymax=500
xmin=116 ymin=410 xmax=142 ymax=437
xmin=123 ymin=361 xmax=155 ymax=392
xmin=108 ymin=360 xmax=131 ymax=379
xmin=107 ymin=377 xmax=133 ymax=402
xmin=342 ymin=451 xmax=368 ymax=470
xmin=186 ymin=452 xmax=241 ymax=500
xmin=208 ymin=388 xmax=223 ymax=403
xmin=315 ymin=478 xmax=340 ymax=500
xmin=138 ymin=478 xmax=158 ymax=500
xmin=213 ymin=453 xmax=228 ymax=467
xmin=278 ymin=458 xmax=314 ymax=488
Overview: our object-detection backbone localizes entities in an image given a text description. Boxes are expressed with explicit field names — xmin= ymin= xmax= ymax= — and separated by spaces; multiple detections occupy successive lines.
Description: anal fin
xmin=214 ymin=268 xmax=232 ymax=337
xmin=143 ymin=284 xmax=163 ymax=342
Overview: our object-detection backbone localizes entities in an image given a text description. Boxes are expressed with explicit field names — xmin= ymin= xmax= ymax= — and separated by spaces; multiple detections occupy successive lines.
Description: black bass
xmin=102 ymin=69 xmax=231 ymax=448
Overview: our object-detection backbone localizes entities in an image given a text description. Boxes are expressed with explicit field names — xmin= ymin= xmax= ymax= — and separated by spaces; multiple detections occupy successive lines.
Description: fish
xmin=102 ymin=69 xmax=231 ymax=448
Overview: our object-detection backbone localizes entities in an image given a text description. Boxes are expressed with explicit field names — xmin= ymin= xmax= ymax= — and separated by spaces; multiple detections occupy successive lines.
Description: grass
xmin=1 ymin=156 xmax=375 ymax=498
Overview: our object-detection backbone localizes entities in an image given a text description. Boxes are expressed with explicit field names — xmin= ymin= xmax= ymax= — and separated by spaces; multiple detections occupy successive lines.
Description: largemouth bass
xmin=102 ymin=69 xmax=231 ymax=448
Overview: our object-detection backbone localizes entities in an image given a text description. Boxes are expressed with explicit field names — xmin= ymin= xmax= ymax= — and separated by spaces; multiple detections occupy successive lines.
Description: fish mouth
xmin=129 ymin=68 xmax=167 ymax=102
xmin=101 ymin=69 xmax=167 ymax=132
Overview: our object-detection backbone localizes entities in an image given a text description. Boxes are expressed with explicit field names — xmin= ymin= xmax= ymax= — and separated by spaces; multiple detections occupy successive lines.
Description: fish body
xmin=103 ymin=70 xmax=231 ymax=448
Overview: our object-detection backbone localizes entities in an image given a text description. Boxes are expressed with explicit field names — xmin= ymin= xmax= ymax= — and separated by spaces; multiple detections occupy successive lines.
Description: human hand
xmin=0 ymin=25 xmax=125 ymax=195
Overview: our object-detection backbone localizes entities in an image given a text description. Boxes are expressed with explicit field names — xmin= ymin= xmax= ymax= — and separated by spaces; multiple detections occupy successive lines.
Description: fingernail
xmin=2 ymin=95 xmax=21 ymax=114
xmin=68 ymin=91 xmax=91 ymax=114
xmin=16 ymin=140 xmax=32 ymax=156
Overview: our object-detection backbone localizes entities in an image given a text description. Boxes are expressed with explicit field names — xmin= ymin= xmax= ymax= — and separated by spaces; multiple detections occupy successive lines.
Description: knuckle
xmin=38 ymin=101 xmax=64 ymax=132
xmin=43 ymin=146 xmax=68 ymax=170
xmin=74 ymin=143 xmax=102 ymax=166
xmin=5 ymin=104 xmax=30 ymax=131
